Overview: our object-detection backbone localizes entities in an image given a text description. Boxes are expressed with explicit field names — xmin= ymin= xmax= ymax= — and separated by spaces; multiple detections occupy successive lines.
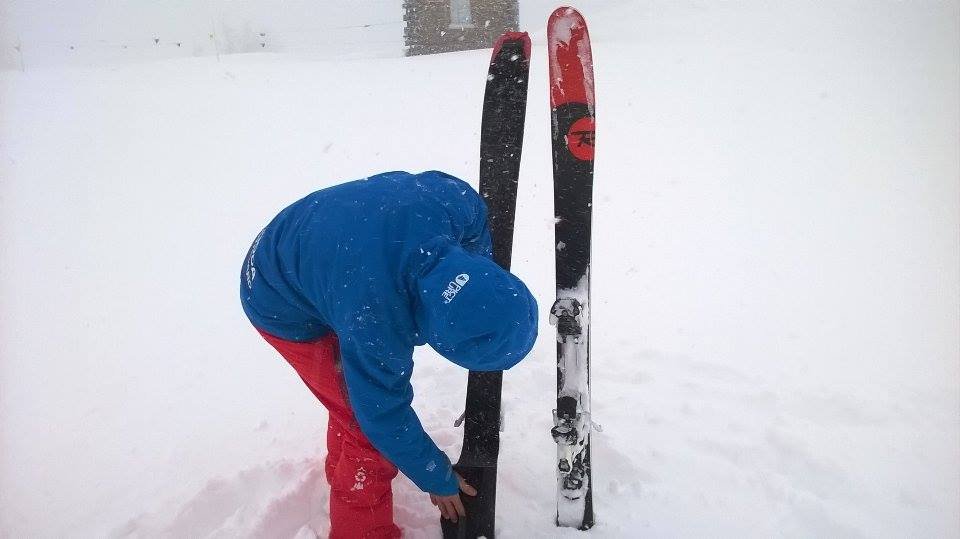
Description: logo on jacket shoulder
xmin=442 ymin=274 xmax=470 ymax=304
xmin=244 ymin=229 xmax=265 ymax=289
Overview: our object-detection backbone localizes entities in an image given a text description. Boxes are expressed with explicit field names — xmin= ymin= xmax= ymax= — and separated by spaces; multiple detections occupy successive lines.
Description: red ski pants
xmin=258 ymin=330 xmax=402 ymax=539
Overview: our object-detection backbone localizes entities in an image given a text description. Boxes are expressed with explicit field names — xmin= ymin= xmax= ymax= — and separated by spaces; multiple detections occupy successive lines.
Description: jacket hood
xmin=416 ymin=245 xmax=538 ymax=371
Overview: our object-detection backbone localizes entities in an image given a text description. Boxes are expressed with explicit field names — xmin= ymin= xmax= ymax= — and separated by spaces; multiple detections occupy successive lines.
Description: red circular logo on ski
xmin=566 ymin=117 xmax=595 ymax=161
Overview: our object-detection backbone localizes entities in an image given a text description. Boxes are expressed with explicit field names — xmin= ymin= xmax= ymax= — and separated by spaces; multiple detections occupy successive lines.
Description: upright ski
xmin=442 ymin=31 xmax=530 ymax=539
xmin=547 ymin=7 xmax=596 ymax=530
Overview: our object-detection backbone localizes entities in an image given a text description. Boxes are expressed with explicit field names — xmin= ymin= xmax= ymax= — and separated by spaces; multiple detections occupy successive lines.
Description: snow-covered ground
xmin=2 ymin=1 xmax=958 ymax=537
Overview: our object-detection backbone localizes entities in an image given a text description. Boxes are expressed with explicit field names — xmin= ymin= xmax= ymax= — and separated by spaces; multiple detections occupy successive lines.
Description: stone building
xmin=403 ymin=0 xmax=520 ymax=55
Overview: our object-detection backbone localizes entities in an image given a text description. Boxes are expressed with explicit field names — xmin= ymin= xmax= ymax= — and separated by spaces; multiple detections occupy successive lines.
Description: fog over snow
xmin=1 ymin=1 xmax=958 ymax=537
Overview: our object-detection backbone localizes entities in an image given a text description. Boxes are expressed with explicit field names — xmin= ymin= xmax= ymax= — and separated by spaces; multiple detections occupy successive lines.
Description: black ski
xmin=548 ymin=7 xmax=596 ymax=530
xmin=442 ymin=31 xmax=530 ymax=539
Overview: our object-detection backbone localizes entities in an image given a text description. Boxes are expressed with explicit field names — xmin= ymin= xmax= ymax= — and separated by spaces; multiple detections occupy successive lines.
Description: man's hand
xmin=429 ymin=473 xmax=478 ymax=523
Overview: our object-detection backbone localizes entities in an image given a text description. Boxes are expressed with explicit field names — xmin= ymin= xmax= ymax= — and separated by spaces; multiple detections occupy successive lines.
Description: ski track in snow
xmin=2 ymin=1 xmax=958 ymax=537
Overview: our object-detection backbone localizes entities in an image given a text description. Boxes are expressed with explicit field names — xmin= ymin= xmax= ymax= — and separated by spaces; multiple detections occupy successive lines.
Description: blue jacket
xmin=240 ymin=170 xmax=538 ymax=495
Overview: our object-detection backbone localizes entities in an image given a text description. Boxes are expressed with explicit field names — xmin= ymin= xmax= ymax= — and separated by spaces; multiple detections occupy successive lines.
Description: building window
xmin=449 ymin=0 xmax=475 ymax=28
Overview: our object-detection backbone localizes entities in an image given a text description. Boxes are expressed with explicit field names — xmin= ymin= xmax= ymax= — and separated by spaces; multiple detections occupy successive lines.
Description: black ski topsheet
xmin=442 ymin=31 xmax=530 ymax=539
xmin=548 ymin=6 xmax=595 ymax=531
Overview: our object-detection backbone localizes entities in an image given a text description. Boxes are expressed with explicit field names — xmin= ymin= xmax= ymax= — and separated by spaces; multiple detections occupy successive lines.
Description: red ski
xmin=548 ymin=6 xmax=596 ymax=531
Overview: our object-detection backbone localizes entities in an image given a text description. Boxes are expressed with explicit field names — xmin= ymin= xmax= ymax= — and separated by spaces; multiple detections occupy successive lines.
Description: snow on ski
xmin=548 ymin=6 xmax=596 ymax=530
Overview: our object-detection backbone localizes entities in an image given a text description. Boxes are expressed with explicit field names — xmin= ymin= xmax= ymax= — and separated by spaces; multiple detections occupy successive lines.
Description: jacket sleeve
xmin=336 ymin=326 xmax=460 ymax=496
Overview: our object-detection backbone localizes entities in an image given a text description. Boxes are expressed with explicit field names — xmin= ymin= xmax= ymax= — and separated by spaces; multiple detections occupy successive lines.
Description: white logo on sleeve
xmin=244 ymin=229 xmax=265 ymax=289
xmin=442 ymin=273 xmax=470 ymax=304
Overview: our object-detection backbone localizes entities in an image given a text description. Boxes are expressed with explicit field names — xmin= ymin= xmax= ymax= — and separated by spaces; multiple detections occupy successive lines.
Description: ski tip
xmin=547 ymin=5 xmax=594 ymax=110
xmin=492 ymin=31 xmax=531 ymax=61
xmin=548 ymin=6 xmax=587 ymax=27
xmin=547 ymin=6 xmax=591 ymax=55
